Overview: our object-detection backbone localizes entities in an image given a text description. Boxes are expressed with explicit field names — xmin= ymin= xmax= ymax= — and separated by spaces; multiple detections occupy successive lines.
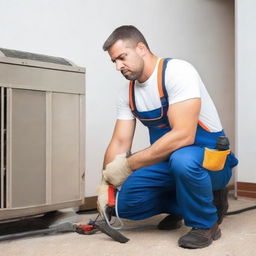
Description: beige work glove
xmin=96 ymin=178 xmax=109 ymax=217
xmin=102 ymin=153 xmax=132 ymax=187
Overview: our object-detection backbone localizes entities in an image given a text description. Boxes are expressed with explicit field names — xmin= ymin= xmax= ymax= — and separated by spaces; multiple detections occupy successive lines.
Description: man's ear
xmin=136 ymin=42 xmax=147 ymax=57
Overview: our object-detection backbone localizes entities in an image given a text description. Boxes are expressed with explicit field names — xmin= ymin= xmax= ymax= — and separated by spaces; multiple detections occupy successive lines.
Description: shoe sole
xmin=178 ymin=228 xmax=221 ymax=249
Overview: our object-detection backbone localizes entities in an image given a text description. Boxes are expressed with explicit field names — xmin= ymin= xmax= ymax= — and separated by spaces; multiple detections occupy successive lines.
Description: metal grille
xmin=0 ymin=87 xmax=7 ymax=208
xmin=0 ymin=48 xmax=72 ymax=66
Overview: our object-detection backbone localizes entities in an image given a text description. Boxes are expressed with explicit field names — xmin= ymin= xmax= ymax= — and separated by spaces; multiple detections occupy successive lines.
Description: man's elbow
xmin=184 ymin=134 xmax=195 ymax=146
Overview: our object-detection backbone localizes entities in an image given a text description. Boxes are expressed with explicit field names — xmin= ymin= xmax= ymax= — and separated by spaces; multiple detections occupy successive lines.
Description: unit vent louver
xmin=0 ymin=48 xmax=72 ymax=66
xmin=0 ymin=87 xmax=7 ymax=209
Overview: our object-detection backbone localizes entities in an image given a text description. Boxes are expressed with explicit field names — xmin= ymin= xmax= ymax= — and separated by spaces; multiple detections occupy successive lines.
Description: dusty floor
xmin=0 ymin=195 xmax=256 ymax=256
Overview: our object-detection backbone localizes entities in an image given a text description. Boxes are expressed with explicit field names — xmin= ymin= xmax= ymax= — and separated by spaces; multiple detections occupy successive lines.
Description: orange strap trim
xmin=198 ymin=120 xmax=211 ymax=132
xmin=108 ymin=185 xmax=115 ymax=207
xmin=129 ymin=81 xmax=135 ymax=111
xmin=129 ymin=58 xmax=165 ymax=113
xmin=157 ymin=58 xmax=165 ymax=98
xmin=158 ymin=124 xmax=167 ymax=128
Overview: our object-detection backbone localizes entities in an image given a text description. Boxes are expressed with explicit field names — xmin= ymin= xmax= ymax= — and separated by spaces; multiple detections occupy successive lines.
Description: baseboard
xmin=79 ymin=196 xmax=97 ymax=211
xmin=237 ymin=182 xmax=256 ymax=198
xmin=227 ymin=184 xmax=235 ymax=191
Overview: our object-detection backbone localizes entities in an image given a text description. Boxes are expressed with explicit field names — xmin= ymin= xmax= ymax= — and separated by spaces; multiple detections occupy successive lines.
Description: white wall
xmin=0 ymin=0 xmax=235 ymax=196
xmin=236 ymin=0 xmax=256 ymax=183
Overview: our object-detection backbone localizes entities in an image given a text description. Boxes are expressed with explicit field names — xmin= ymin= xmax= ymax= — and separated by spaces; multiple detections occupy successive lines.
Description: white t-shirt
xmin=117 ymin=58 xmax=222 ymax=132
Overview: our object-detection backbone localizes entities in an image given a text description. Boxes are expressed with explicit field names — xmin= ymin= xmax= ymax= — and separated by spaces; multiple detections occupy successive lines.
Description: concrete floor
xmin=0 ymin=195 xmax=256 ymax=256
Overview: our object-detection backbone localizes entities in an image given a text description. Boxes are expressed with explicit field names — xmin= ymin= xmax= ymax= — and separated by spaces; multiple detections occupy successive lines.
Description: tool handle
xmin=216 ymin=136 xmax=230 ymax=151
xmin=108 ymin=185 xmax=115 ymax=207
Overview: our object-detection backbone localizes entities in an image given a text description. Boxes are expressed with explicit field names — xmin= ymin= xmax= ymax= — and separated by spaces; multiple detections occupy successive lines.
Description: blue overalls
xmin=117 ymin=58 xmax=238 ymax=228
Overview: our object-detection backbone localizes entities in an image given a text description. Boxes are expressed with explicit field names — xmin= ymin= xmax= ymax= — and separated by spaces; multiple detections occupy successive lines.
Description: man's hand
xmin=96 ymin=179 xmax=109 ymax=217
xmin=103 ymin=153 xmax=132 ymax=187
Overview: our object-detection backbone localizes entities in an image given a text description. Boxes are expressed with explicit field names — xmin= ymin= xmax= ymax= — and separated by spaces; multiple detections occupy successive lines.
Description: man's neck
xmin=137 ymin=55 xmax=159 ymax=83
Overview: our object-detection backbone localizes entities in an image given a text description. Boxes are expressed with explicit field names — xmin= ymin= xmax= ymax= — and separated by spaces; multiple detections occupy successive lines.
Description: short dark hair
xmin=103 ymin=25 xmax=150 ymax=51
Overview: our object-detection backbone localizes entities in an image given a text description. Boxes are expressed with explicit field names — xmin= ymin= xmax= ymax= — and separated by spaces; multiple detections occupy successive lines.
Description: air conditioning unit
xmin=0 ymin=48 xmax=85 ymax=221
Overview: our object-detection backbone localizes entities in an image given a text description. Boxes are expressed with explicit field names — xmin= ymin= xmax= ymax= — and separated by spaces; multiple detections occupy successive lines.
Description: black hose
xmin=0 ymin=222 xmax=75 ymax=241
xmin=226 ymin=205 xmax=256 ymax=215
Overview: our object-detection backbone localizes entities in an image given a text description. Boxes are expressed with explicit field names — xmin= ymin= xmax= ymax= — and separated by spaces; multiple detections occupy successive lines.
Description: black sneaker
xmin=178 ymin=223 xmax=221 ymax=249
xmin=213 ymin=187 xmax=229 ymax=224
xmin=157 ymin=214 xmax=183 ymax=230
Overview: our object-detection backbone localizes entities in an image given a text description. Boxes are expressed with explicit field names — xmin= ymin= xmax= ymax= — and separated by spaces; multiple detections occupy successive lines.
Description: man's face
xmin=108 ymin=39 xmax=144 ymax=81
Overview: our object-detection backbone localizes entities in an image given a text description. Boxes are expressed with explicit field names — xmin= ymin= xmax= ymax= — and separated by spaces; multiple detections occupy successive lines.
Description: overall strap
xmin=161 ymin=58 xmax=172 ymax=102
xmin=129 ymin=58 xmax=172 ymax=112
xmin=129 ymin=80 xmax=136 ymax=112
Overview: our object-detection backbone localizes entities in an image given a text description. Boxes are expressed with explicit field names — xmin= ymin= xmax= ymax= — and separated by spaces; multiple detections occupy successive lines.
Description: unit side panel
xmin=11 ymin=89 xmax=46 ymax=207
xmin=51 ymin=93 xmax=80 ymax=203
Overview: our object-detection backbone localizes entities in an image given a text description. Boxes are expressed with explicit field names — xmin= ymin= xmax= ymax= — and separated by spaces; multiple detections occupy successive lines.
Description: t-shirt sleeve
xmin=165 ymin=60 xmax=201 ymax=105
xmin=116 ymin=85 xmax=135 ymax=120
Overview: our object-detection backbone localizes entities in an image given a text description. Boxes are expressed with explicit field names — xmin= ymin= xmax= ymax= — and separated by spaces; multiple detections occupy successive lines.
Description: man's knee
xmin=168 ymin=147 xmax=203 ymax=178
xmin=117 ymin=178 xmax=144 ymax=213
xmin=117 ymin=187 xmax=152 ymax=220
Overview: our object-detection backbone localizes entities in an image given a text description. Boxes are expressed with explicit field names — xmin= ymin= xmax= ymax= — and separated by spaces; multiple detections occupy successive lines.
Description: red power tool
xmin=95 ymin=184 xmax=129 ymax=243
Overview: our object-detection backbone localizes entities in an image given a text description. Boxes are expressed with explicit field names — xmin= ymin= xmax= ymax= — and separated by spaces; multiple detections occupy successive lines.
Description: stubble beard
xmin=121 ymin=69 xmax=143 ymax=81
xmin=121 ymin=59 xmax=144 ymax=81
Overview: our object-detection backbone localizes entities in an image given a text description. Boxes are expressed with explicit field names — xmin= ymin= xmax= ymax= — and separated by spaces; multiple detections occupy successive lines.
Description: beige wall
xmin=0 ymin=0 xmax=235 ymax=196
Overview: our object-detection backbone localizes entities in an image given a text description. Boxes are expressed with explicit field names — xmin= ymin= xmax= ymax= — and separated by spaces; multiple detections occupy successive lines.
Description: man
xmin=98 ymin=25 xmax=238 ymax=249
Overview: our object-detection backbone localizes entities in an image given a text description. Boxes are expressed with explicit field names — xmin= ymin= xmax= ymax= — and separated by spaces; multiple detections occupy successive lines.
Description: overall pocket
xmin=202 ymin=148 xmax=231 ymax=171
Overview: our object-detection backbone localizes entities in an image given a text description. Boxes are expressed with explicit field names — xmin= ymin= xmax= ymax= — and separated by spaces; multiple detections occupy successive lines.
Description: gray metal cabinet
xmin=0 ymin=48 xmax=85 ymax=220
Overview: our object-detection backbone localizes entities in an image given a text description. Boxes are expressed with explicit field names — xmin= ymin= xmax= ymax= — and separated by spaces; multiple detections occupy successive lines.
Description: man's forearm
xmin=103 ymin=119 xmax=136 ymax=168
xmin=127 ymin=129 xmax=194 ymax=170
xmin=103 ymin=140 xmax=132 ymax=169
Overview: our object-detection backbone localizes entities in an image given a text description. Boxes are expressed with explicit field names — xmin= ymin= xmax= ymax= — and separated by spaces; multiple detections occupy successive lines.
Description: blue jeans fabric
xmin=117 ymin=145 xmax=237 ymax=228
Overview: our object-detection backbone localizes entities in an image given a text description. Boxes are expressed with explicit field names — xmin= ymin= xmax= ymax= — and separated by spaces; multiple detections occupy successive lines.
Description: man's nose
xmin=116 ymin=60 xmax=124 ymax=71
